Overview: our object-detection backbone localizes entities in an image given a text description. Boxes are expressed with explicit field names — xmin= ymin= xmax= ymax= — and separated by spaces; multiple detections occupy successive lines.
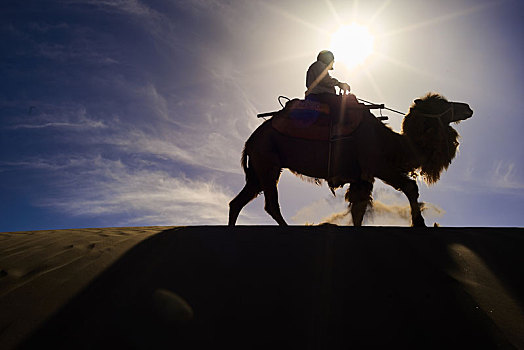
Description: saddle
xmin=271 ymin=95 xmax=365 ymax=141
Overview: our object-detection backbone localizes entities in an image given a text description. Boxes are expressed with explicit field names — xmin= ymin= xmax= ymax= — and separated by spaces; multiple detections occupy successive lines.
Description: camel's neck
xmin=402 ymin=121 xmax=459 ymax=184
xmin=401 ymin=132 xmax=425 ymax=171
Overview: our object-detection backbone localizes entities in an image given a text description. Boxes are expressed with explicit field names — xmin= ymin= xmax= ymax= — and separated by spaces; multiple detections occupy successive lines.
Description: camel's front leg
xmin=400 ymin=178 xmax=426 ymax=227
xmin=381 ymin=175 xmax=426 ymax=227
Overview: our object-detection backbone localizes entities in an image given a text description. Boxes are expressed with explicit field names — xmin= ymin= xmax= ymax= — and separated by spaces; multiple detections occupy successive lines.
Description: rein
xmin=357 ymin=97 xmax=405 ymax=115
xmin=414 ymin=103 xmax=455 ymax=120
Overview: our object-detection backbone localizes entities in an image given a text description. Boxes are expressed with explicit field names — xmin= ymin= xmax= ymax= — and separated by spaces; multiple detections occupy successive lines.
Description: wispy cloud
xmin=1 ymin=58 xmax=258 ymax=225
xmin=7 ymin=120 xmax=105 ymax=130
xmin=0 ymin=157 xmax=96 ymax=172
xmin=493 ymin=160 xmax=524 ymax=191
xmin=0 ymin=156 xmax=203 ymax=226
xmin=36 ymin=42 xmax=119 ymax=65
xmin=65 ymin=0 xmax=159 ymax=17
xmin=441 ymin=160 xmax=524 ymax=195
xmin=5 ymin=105 xmax=107 ymax=130
xmin=33 ymin=155 xmax=234 ymax=225
xmin=62 ymin=0 xmax=177 ymax=51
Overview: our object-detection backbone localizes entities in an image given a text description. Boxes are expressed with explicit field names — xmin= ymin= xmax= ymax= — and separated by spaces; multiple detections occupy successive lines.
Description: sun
xmin=330 ymin=23 xmax=374 ymax=69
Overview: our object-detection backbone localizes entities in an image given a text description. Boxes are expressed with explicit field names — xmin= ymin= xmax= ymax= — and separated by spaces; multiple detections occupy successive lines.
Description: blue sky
xmin=1 ymin=0 xmax=523 ymax=231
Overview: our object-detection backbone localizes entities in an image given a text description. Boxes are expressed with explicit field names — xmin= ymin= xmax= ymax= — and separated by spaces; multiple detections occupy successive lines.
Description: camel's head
xmin=411 ymin=93 xmax=473 ymax=124
xmin=402 ymin=93 xmax=473 ymax=184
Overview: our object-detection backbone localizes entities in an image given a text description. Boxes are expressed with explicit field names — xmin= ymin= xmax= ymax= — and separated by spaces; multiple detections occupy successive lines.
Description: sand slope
xmin=0 ymin=226 xmax=173 ymax=349
xmin=1 ymin=226 xmax=523 ymax=349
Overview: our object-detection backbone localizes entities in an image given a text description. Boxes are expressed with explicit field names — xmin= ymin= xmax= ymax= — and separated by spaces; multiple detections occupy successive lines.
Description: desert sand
xmin=1 ymin=226 xmax=523 ymax=349
xmin=0 ymin=226 xmax=173 ymax=349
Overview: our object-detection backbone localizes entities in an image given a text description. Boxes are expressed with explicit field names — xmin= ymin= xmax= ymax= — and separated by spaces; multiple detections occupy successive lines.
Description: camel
xmin=229 ymin=93 xmax=473 ymax=227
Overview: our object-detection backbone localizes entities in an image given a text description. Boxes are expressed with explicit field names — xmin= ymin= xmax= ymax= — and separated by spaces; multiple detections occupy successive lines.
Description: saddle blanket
xmin=271 ymin=98 xmax=365 ymax=141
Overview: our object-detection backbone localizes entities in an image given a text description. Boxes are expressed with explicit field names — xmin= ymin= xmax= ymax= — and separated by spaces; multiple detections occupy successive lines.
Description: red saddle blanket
xmin=271 ymin=97 xmax=365 ymax=141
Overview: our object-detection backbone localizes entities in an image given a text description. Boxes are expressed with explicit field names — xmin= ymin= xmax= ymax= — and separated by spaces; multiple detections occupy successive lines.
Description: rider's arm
xmin=314 ymin=63 xmax=350 ymax=92
xmin=306 ymin=61 xmax=350 ymax=95
xmin=313 ymin=63 xmax=340 ymax=88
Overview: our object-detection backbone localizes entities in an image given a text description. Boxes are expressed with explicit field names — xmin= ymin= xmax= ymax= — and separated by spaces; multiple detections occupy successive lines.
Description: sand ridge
xmin=0 ymin=226 xmax=176 ymax=349
xmin=1 ymin=226 xmax=523 ymax=349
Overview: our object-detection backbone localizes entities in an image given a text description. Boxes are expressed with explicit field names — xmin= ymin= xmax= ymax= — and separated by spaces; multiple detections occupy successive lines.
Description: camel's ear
xmin=414 ymin=99 xmax=422 ymax=105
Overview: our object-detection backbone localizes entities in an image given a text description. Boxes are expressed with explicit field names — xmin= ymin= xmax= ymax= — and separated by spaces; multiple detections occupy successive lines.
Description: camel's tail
xmin=241 ymin=146 xmax=249 ymax=176
xmin=240 ymin=141 xmax=258 ymax=185
xmin=240 ymin=119 xmax=272 ymax=181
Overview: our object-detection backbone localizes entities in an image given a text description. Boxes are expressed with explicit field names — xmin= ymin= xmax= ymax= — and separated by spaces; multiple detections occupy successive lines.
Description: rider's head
xmin=317 ymin=50 xmax=335 ymax=69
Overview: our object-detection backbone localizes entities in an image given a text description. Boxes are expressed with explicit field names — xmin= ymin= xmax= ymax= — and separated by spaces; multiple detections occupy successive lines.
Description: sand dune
xmin=0 ymin=226 xmax=174 ymax=349
xmin=1 ymin=226 xmax=523 ymax=349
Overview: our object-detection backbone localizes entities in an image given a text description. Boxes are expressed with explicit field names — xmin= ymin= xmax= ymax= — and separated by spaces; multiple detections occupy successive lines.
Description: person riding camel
xmin=305 ymin=50 xmax=355 ymax=189
xmin=305 ymin=50 xmax=351 ymax=119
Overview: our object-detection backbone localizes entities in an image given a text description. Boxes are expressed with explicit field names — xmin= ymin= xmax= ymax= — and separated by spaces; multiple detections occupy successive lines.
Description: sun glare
xmin=330 ymin=23 xmax=374 ymax=69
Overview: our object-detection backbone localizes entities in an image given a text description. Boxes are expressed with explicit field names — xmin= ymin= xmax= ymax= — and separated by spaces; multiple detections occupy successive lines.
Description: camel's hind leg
xmin=228 ymin=178 xmax=261 ymax=226
xmin=262 ymin=181 xmax=287 ymax=226
xmin=257 ymin=164 xmax=287 ymax=226
xmin=345 ymin=181 xmax=373 ymax=226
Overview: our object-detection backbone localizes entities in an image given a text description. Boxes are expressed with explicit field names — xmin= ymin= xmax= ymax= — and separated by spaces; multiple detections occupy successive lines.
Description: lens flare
xmin=330 ymin=23 xmax=374 ymax=69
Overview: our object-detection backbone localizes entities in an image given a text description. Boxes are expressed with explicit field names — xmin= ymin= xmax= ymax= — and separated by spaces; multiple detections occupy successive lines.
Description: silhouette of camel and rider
xmin=229 ymin=49 xmax=473 ymax=227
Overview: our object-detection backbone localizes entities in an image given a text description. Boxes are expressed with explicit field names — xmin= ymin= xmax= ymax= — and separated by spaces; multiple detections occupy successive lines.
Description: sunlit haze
xmin=330 ymin=23 xmax=374 ymax=69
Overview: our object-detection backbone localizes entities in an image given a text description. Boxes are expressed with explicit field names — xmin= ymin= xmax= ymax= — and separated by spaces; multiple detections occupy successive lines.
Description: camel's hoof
xmin=412 ymin=217 xmax=427 ymax=227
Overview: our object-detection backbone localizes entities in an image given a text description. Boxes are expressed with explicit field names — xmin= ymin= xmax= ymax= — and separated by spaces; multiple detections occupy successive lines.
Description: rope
xmin=415 ymin=106 xmax=454 ymax=119
xmin=357 ymin=97 xmax=405 ymax=115
xmin=278 ymin=95 xmax=291 ymax=108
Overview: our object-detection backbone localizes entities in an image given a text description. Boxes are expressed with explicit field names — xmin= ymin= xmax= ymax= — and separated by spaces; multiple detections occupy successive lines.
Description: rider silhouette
xmin=306 ymin=50 xmax=354 ymax=189
xmin=305 ymin=50 xmax=351 ymax=119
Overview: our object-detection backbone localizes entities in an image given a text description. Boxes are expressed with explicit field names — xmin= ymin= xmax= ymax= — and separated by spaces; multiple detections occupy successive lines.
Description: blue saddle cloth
xmin=271 ymin=97 xmax=364 ymax=141
xmin=285 ymin=99 xmax=330 ymax=127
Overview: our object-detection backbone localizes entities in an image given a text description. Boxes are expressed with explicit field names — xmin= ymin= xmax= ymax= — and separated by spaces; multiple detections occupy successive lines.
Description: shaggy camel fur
xmin=229 ymin=93 xmax=473 ymax=226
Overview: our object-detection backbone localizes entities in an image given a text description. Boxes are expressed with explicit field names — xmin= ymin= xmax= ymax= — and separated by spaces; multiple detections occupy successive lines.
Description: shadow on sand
xmin=20 ymin=226 xmax=524 ymax=349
